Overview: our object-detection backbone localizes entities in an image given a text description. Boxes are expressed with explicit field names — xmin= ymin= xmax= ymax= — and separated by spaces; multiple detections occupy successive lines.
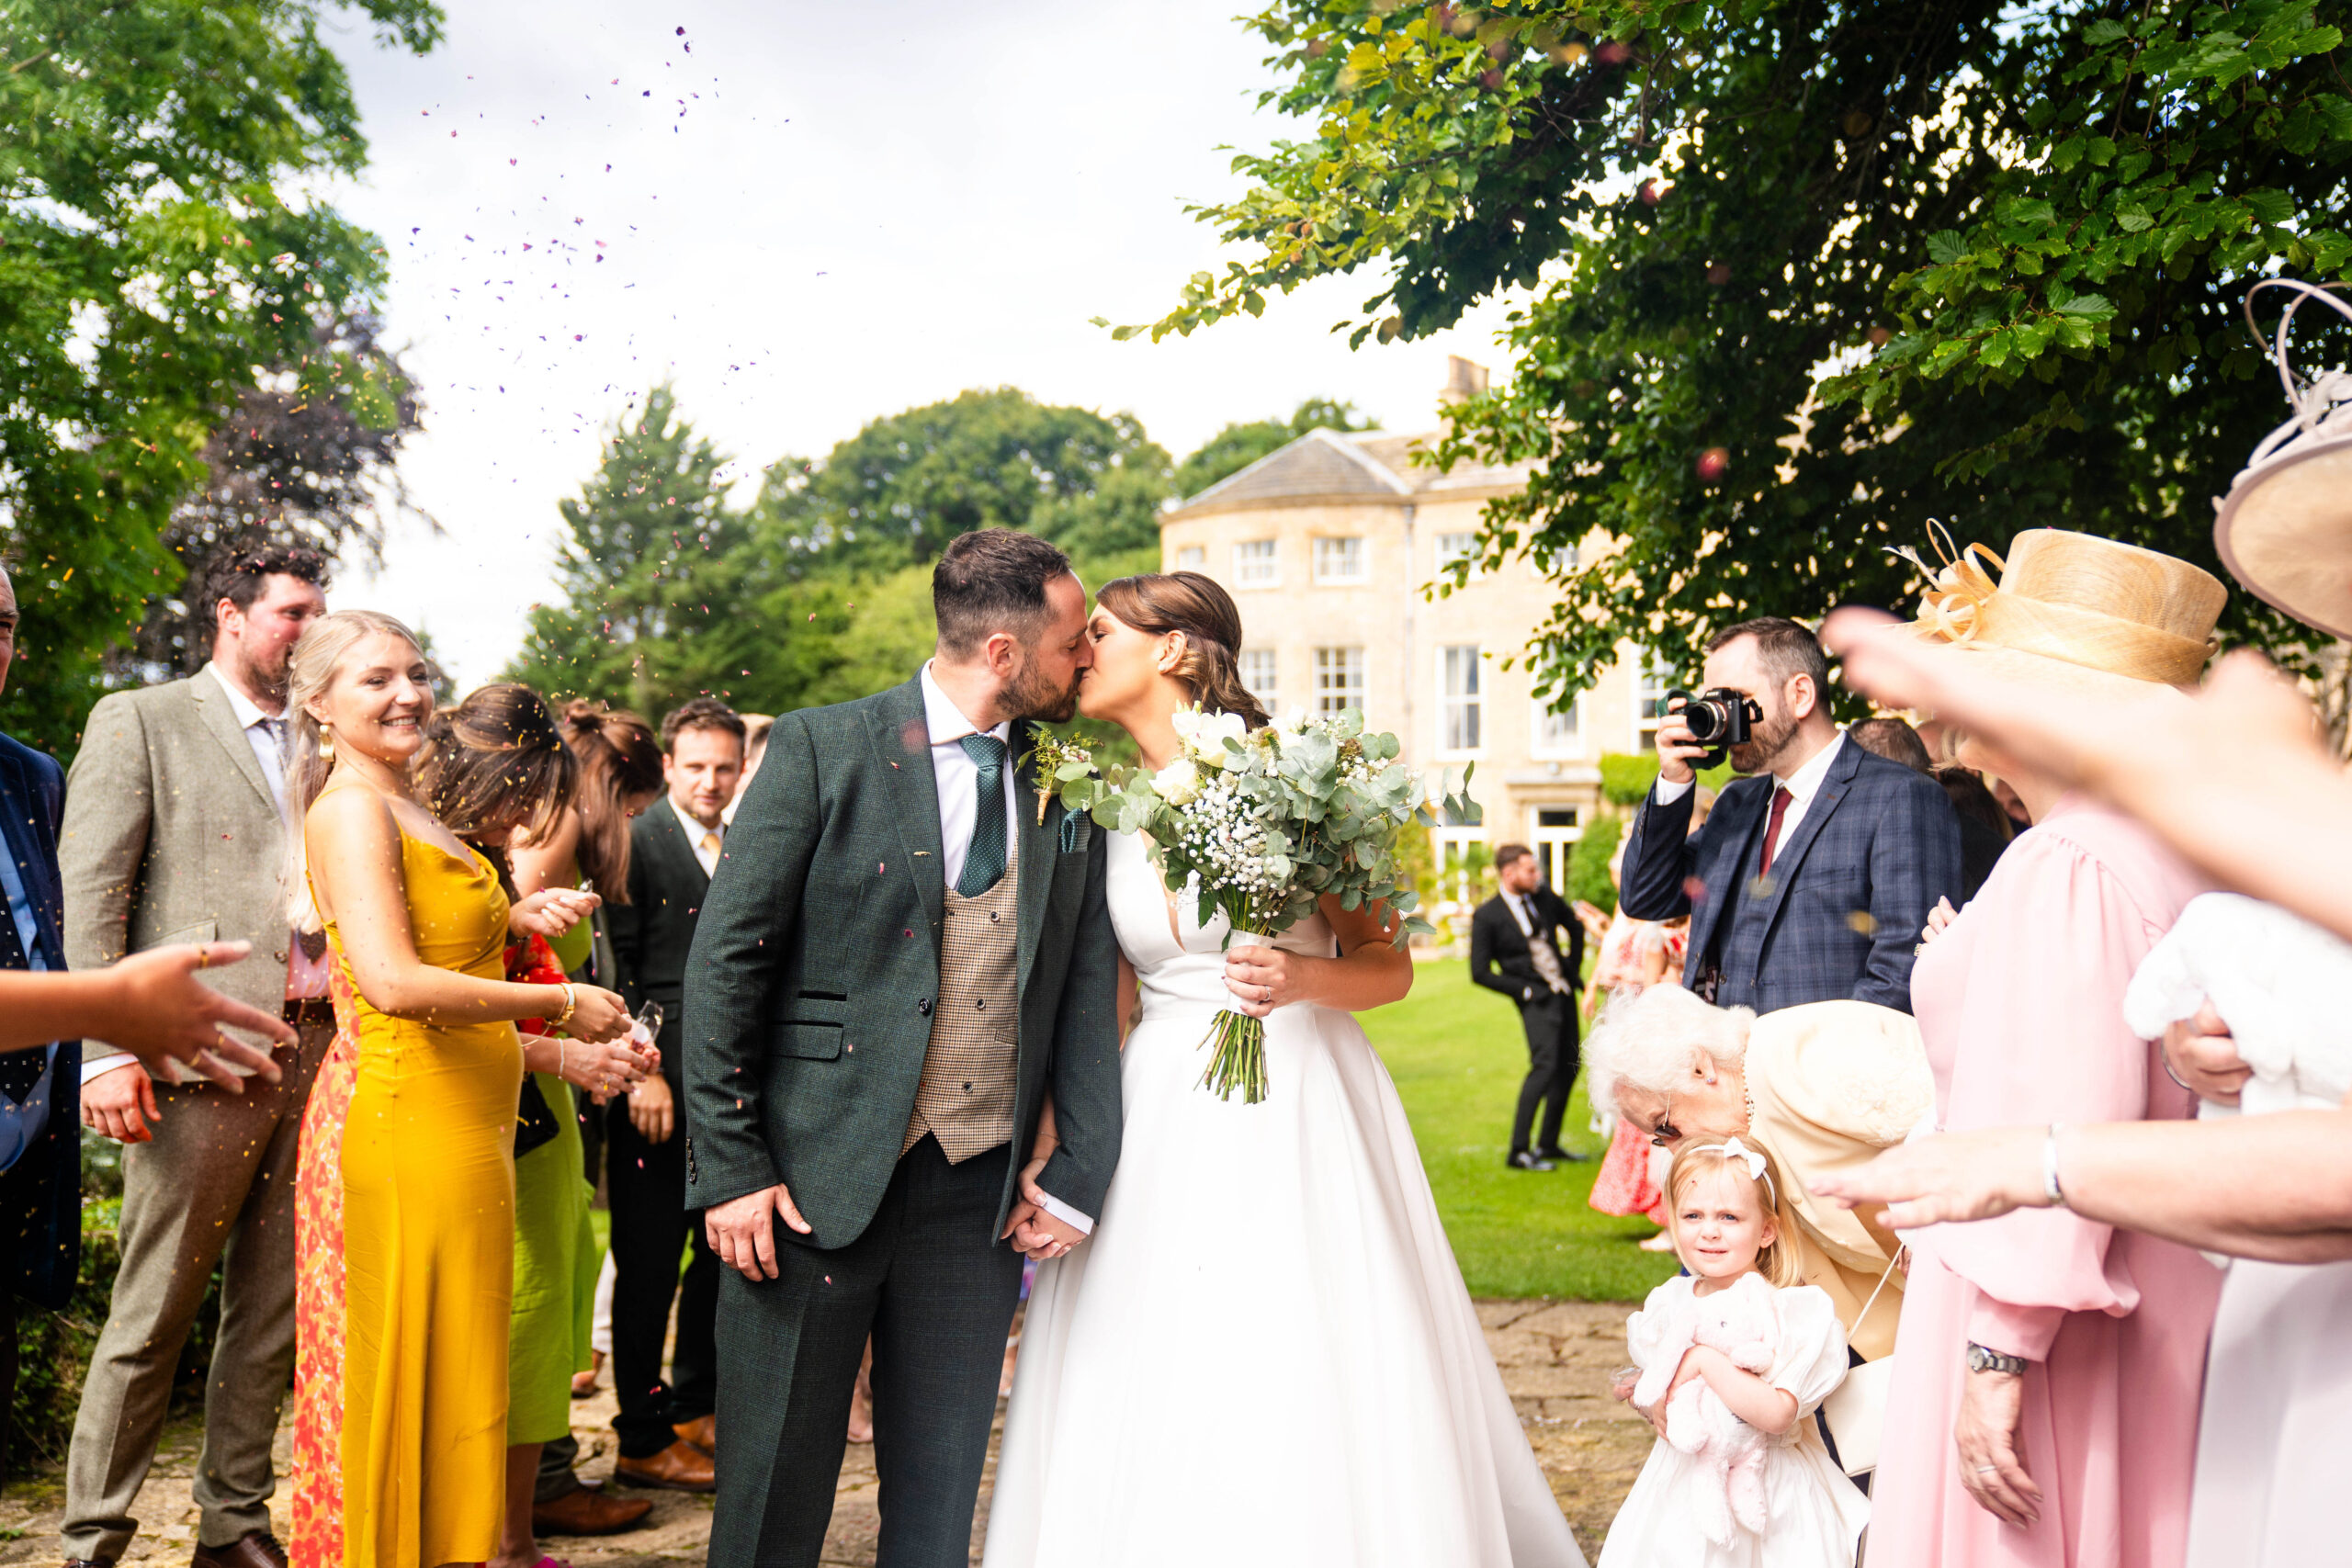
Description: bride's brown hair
xmin=1093 ymin=571 xmax=1271 ymax=730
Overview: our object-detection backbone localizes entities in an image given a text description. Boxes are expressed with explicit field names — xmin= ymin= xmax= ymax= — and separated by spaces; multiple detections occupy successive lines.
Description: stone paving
xmin=0 ymin=1300 xmax=1650 ymax=1565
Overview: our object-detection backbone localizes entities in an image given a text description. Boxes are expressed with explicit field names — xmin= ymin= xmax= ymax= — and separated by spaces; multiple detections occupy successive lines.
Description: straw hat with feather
xmin=1899 ymin=526 xmax=2227 ymax=700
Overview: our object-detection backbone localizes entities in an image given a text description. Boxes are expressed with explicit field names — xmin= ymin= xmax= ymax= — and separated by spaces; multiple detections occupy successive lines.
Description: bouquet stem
xmin=1199 ymin=920 xmax=1272 ymax=1104
xmin=1198 ymin=1007 xmax=1269 ymax=1104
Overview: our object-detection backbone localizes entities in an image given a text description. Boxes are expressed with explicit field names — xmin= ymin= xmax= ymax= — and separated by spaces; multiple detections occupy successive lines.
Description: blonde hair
xmin=280 ymin=609 xmax=424 ymax=928
xmin=1666 ymin=1139 xmax=1800 ymax=1288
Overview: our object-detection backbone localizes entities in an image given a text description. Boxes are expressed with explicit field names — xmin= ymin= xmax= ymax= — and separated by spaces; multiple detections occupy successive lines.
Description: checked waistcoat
xmin=900 ymin=834 xmax=1020 ymax=1162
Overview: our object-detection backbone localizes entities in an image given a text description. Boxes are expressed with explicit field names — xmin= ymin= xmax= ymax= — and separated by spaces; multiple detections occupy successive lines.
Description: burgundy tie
xmin=1758 ymin=785 xmax=1794 ymax=878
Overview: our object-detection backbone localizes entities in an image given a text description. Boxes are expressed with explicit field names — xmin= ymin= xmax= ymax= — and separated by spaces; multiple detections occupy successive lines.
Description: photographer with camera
xmin=1620 ymin=617 xmax=1961 ymax=1016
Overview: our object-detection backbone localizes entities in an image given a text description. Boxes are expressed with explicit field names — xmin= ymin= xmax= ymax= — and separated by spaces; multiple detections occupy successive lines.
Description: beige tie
xmin=700 ymin=831 xmax=721 ymax=855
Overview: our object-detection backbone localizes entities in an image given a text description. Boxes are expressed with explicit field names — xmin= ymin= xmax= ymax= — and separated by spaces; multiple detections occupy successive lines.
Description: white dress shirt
xmin=1656 ymin=731 xmax=1847 ymax=849
xmin=671 ymin=795 xmax=725 ymax=878
xmin=920 ymin=662 xmax=1021 ymax=893
xmin=915 ymin=663 xmax=1091 ymax=1236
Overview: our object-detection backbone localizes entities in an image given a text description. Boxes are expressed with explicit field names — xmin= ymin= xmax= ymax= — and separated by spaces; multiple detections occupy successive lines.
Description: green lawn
xmin=1363 ymin=959 xmax=1679 ymax=1303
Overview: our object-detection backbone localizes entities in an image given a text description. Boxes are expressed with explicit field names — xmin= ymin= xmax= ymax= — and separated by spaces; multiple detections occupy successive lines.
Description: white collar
xmin=669 ymin=794 xmax=722 ymax=842
xmin=205 ymin=662 xmax=277 ymax=731
xmin=919 ymin=660 xmax=1010 ymax=750
xmin=1774 ymin=730 xmax=1845 ymax=805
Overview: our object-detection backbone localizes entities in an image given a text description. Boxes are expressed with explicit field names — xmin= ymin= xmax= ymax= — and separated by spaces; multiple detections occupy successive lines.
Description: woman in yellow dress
xmin=287 ymin=611 xmax=632 ymax=1568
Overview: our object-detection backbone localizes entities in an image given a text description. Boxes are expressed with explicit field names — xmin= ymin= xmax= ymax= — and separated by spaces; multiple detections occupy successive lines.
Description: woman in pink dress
xmin=1870 ymin=528 xmax=2229 ymax=1568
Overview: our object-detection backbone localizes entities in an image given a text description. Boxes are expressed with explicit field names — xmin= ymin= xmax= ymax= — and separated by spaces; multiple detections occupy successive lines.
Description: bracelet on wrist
xmin=1966 ymin=1343 xmax=2030 ymax=1376
xmin=550 ymin=982 xmax=577 ymax=1031
xmin=2042 ymin=1122 xmax=2069 ymax=1211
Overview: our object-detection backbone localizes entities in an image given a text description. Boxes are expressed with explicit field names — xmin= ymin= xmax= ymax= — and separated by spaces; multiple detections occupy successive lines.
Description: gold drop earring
xmin=319 ymin=724 xmax=336 ymax=763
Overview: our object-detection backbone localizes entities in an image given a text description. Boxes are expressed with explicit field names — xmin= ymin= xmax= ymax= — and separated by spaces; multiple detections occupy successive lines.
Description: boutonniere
xmin=1021 ymin=733 xmax=1110 ymax=835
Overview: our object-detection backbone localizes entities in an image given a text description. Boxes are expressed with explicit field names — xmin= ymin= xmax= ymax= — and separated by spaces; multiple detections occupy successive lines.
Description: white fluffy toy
xmin=1628 ymin=1268 xmax=1781 ymax=1544
xmin=2123 ymin=891 xmax=2352 ymax=1118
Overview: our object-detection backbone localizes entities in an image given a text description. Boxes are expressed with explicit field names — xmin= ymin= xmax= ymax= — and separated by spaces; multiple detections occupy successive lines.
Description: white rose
xmin=1153 ymin=758 xmax=1203 ymax=806
xmin=1188 ymin=708 xmax=1249 ymax=765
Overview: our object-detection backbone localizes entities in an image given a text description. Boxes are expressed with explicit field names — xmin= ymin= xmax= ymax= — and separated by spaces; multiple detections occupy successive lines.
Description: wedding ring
xmin=194 ymin=943 xmax=210 ymax=970
xmin=1261 ymin=984 xmax=1272 ymax=1003
xmin=1976 ymin=1465 xmax=1998 ymax=1473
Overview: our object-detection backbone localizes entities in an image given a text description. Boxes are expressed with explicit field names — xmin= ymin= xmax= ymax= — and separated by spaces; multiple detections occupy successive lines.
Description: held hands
xmin=1957 ymin=1367 xmax=2041 ymax=1527
xmin=1000 ymin=1154 xmax=1084 ymax=1261
xmin=2164 ymin=1002 xmax=2251 ymax=1106
xmin=509 ymin=886 xmax=601 ymax=941
xmin=707 ymin=1181 xmax=814 ymax=1280
xmin=1224 ymin=943 xmax=1296 ymax=1020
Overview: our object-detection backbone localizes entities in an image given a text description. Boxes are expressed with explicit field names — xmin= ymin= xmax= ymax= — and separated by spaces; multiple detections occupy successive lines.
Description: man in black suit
xmin=0 ymin=565 xmax=78 ymax=1487
xmin=1621 ymin=617 xmax=1962 ymax=1015
xmin=1470 ymin=843 xmax=1587 ymax=1171
xmin=603 ymin=697 xmax=745 ymax=1493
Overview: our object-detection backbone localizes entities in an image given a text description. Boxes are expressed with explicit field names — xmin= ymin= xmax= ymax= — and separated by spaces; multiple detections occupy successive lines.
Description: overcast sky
xmin=325 ymin=0 xmax=1528 ymax=686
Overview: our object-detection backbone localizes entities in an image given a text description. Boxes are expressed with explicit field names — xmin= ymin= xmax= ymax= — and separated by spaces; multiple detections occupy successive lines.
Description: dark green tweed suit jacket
xmin=680 ymin=674 xmax=1122 ymax=1247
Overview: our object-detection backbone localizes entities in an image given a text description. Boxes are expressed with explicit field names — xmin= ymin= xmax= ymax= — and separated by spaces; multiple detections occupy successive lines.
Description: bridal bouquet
xmin=1078 ymin=705 xmax=1477 ymax=1103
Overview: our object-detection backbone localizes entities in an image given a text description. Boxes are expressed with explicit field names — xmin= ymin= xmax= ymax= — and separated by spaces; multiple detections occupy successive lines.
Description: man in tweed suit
xmin=684 ymin=528 xmax=1122 ymax=1568
xmin=1621 ymin=616 xmax=1962 ymax=1016
xmin=60 ymin=549 xmax=330 ymax=1568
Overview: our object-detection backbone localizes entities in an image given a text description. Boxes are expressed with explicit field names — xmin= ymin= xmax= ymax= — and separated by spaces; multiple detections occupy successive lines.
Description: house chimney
xmin=1438 ymin=355 xmax=1490 ymax=406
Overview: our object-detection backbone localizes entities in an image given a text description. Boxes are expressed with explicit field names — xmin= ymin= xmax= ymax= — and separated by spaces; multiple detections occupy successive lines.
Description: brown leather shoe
xmin=672 ymin=1413 xmax=717 ymax=1455
xmin=191 ymin=1531 xmax=288 ymax=1568
xmin=533 ymin=1483 xmax=654 ymax=1537
xmin=614 ymin=1438 xmax=716 ymax=1492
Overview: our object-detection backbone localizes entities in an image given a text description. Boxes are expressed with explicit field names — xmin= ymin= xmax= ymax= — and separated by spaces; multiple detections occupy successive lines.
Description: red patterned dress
xmin=289 ymin=962 xmax=361 ymax=1568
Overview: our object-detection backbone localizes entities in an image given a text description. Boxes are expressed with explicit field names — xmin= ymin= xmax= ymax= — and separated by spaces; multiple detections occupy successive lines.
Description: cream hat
xmin=1900 ymin=526 xmax=2226 ymax=697
xmin=2212 ymin=279 xmax=2352 ymax=639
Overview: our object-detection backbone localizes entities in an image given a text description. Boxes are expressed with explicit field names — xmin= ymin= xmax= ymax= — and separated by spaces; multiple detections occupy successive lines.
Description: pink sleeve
xmin=1917 ymin=826 xmax=2171 ymax=1362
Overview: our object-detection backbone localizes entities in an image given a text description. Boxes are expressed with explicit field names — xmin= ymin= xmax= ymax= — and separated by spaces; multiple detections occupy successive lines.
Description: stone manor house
xmin=1158 ymin=359 xmax=1668 ymax=898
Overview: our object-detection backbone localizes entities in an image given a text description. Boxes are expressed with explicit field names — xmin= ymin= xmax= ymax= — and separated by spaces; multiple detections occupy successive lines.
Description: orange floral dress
xmin=289 ymin=961 xmax=361 ymax=1568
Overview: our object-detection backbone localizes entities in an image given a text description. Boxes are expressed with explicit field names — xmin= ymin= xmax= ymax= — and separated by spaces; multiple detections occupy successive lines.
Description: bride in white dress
xmin=983 ymin=571 xmax=1587 ymax=1568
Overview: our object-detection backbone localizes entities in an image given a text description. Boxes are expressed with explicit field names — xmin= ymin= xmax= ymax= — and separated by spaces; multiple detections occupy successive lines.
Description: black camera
xmin=1664 ymin=687 xmax=1764 ymax=770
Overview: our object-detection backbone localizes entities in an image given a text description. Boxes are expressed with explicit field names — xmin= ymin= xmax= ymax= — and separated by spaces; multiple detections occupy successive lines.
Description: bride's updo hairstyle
xmin=1094 ymin=570 xmax=1271 ymax=730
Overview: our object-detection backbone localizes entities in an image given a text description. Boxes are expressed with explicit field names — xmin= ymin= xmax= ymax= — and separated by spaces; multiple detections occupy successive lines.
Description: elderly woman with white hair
xmin=1586 ymin=984 xmax=1934 ymax=1361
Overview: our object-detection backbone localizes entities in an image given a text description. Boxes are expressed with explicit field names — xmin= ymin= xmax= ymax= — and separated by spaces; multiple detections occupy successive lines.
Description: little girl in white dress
xmin=1600 ymin=1138 xmax=1868 ymax=1568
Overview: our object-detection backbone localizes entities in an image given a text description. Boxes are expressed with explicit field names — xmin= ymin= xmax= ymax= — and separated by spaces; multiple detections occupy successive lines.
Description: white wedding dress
xmin=982 ymin=831 xmax=1588 ymax=1567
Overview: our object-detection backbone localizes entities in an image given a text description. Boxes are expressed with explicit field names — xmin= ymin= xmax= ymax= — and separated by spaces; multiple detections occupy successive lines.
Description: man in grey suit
xmin=685 ymin=528 xmax=1124 ymax=1568
xmin=60 ymin=548 xmax=330 ymax=1568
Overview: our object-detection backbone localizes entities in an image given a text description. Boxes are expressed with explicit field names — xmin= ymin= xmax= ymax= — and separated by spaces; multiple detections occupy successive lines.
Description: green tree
xmin=759 ymin=388 xmax=1172 ymax=575
xmin=0 ymin=0 xmax=442 ymax=748
xmin=1172 ymin=396 xmax=1378 ymax=498
xmin=1128 ymin=0 xmax=2352 ymax=698
xmin=505 ymin=387 xmax=776 ymax=718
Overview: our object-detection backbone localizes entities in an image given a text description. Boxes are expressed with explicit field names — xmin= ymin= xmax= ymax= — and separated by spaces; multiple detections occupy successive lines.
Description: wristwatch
xmin=1965 ymin=1343 xmax=2029 ymax=1376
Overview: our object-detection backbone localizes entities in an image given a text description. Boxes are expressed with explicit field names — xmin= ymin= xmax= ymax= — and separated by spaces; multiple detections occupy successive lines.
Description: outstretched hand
xmin=706 ymin=1181 xmax=813 ymax=1280
xmin=100 ymin=942 xmax=294 ymax=1088
xmin=1811 ymin=1125 xmax=2047 ymax=1231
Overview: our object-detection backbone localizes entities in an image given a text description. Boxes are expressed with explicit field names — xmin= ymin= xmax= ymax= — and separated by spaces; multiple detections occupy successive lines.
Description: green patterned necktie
xmin=956 ymin=732 xmax=1009 ymax=897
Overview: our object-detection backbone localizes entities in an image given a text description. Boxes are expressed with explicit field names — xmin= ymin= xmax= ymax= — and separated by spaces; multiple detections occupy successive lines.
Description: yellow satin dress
xmin=326 ymin=831 xmax=525 ymax=1567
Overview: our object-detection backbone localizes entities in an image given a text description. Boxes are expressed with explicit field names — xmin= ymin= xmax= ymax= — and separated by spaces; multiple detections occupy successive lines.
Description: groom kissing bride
xmin=684 ymin=528 xmax=1585 ymax=1568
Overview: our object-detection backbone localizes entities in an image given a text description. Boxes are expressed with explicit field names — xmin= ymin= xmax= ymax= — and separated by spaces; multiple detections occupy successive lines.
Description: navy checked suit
xmin=1620 ymin=739 xmax=1961 ymax=1016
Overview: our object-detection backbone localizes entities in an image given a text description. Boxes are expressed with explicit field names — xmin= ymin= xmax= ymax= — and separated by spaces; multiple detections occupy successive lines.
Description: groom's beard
xmin=1004 ymin=656 xmax=1081 ymax=725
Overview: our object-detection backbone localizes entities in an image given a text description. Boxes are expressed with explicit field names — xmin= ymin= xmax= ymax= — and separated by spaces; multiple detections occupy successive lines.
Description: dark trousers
xmin=710 ymin=1134 xmax=1024 ymax=1568
xmin=1510 ymin=990 xmax=1579 ymax=1155
xmin=608 ymin=1087 xmax=719 ymax=1460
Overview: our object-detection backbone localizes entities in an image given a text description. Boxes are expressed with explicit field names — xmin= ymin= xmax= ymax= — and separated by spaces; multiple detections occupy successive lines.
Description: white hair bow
xmin=1690 ymin=1136 xmax=1776 ymax=1203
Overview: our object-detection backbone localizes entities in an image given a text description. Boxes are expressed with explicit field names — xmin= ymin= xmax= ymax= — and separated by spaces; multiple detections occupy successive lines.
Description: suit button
xmin=975 ymin=998 xmax=986 ymax=1010
xmin=273 ymin=950 xmax=288 ymax=963
xmin=917 ymin=998 xmax=932 ymax=1016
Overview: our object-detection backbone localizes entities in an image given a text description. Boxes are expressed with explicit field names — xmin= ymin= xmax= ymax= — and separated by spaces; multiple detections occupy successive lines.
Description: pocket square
xmin=1057 ymin=813 xmax=1091 ymax=854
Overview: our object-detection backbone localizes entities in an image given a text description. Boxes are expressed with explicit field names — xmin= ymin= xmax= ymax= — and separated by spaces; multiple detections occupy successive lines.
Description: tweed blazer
xmin=1620 ymin=739 xmax=1962 ymax=1016
xmin=62 ymin=666 xmax=293 ymax=1064
xmin=0 ymin=730 xmax=82 ymax=1307
xmin=681 ymin=674 xmax=1121 ymax=1249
